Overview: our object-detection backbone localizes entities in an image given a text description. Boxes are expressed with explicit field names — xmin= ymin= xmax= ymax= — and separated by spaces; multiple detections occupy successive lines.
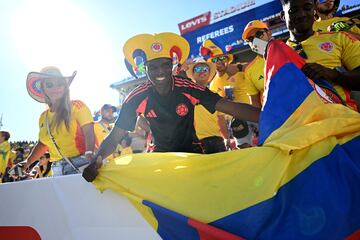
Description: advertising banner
xmin=182 ymin=0 xmax=282 ymax=58
xmin=0 ymin=175 xmax=160 ymax=240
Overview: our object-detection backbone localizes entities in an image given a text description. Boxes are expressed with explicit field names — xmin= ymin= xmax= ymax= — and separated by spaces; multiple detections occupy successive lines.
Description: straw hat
xmin=26 ymin=66 xmax=76 ymax=103
xmin=185 ymin=58 xmax=216 ymax=83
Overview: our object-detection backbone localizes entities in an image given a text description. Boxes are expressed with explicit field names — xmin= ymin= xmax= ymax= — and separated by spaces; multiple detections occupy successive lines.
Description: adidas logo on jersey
xmin=146 ymin=109 xmax=157 ymax=118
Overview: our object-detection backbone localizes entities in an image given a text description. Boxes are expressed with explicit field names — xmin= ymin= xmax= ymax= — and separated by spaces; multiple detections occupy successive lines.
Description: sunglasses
xmin=246 ymin=30 xmax=266 ymax=43
xmin=44 ymin=79 xmax=66 ymax=89
xmin=211 ymin=56 xmax=228 ymax=63
xmin=317 ymin=0 xmax=332 ymax=3
xmin=193 ymin=65 xmax=210 ymax=73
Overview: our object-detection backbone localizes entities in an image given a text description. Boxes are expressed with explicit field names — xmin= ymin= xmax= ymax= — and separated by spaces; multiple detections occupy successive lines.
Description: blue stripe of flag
xmin=259 ymin=62 xmax=314 ymax=145
xmin=211 ymin=135 xmax=360 ymax=239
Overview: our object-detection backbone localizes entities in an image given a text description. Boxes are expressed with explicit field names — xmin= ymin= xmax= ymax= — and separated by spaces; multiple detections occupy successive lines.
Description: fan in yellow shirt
xmin=244 ymin=57 xmax=265 ymax=107
xmin=242 ymin=20 xmax=273 ymax=108
xmin=200 ymin=39 xmax=249 ymax=104
xmin=281 ymin=0 xmax=360 ymax=111
xmin=186 ymin=59 xmax=230 ymax=153
xmin=287 ymin=31 xmax=360 ymax=110
xmin=37 ymin=100 xmax=94 ymax=160
xmin=313 ymin=0 xmax=360 ymax=37
xmin=94 ymin=104 xmax=117 ymax=147
xmin=0 ymin=131 xmax=11 ymax=182
xmin=23 ymin=66 xmax=96 ymax=176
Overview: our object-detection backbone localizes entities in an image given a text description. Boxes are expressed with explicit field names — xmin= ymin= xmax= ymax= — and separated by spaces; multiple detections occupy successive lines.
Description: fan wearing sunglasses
xmin=242 ymin=20 xmax=273 ymax=108
xmin=282 ymin=0 xmax=360 ymax=111
xmin=313 ymin=0 xmax=360 ymax=37
xmin=186 ymin=59 xmax=232 ymax=153
xmin=200 ymin=40 xmax=257 ymax=148
xmin=200 ymin=39 xmax=250 ymax=105
xmin=22 ymin=66 xmax=96 ymax=176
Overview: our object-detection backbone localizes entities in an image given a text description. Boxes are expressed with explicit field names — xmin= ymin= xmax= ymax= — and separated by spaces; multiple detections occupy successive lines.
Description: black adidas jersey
xmin=115 ymin=76 xmax=222 ymax=152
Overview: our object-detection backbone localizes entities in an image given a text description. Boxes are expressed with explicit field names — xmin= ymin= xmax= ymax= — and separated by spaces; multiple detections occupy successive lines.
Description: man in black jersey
xmin=83 ymin=32 xmax=259 ymax=182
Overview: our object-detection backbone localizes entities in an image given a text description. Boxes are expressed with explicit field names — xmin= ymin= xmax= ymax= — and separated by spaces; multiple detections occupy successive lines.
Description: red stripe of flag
xmin=346 ymin=228 xmax=360 ymax=240
xmin=188 ymin=218 xmax=246 ymax=240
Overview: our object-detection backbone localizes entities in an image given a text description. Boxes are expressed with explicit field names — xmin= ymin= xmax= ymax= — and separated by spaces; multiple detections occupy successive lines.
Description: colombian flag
xmin=94 ymin=40 xmax=360 ymax=239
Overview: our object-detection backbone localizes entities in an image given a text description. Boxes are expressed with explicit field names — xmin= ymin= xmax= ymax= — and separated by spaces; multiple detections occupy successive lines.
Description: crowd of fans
xmin=0 ymin=0 xmax=359 ymax=183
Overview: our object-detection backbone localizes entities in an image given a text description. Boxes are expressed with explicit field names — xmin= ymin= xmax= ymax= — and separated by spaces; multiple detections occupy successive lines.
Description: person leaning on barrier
xmin=21 ymin=66 xmax=96 ymax=176
xmin=82 ymin=32 xmax=260 ymax=182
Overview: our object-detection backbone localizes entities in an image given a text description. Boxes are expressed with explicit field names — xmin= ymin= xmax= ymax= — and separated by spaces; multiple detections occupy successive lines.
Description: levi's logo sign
xmin=178 ymin=12 xmax=211 ymax=34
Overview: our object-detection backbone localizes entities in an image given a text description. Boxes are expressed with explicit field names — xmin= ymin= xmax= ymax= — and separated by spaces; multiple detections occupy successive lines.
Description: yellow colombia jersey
xmin=194 ymin=105 xmax=223 ymax=140
xmin=244 ymin=55 xmax=265 ymax=97
xmin=313 ymin=17 xmax=360 ymax=34
xmin=94 ymin=121 xmax=113 ymax=147
xmin=287 ymin=31 xmax=360 ymax=110
xmin=209 ymin=72 xmax=250 ymax=104
xmin=38 ymin=100 xmax=93 ymax=161
xmin=0 ymin=140 xmax=10 ymax=176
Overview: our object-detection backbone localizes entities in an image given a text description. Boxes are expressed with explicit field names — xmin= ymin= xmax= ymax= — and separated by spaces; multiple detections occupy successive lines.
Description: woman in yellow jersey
xmin=186 ymin=59 xmax=231 ymax=153
xmin=22 ymin=66 xmax=95 ymax=176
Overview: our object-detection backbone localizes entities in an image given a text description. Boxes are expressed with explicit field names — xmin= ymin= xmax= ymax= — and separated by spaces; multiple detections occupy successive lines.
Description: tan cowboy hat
xmin=26 ymin=66 xmax=77 ymax=103
xmin=185 ymin=59 xmax=216 ymax=83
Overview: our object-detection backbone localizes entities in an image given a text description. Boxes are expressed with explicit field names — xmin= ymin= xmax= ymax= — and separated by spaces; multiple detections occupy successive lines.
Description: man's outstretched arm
xmin=215 ymin=98 xmax=260 ymax=123
xmin=82 ymin=126 xmax=127 ymax=182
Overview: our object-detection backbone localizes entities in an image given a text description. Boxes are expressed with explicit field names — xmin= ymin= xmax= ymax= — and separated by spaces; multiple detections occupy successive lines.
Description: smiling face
xmin=192 ymin=63 xmax=211 ymax=86
xmin=42 ymin=77 xmax=67 ymax=102
xmin=145 ymin=57 xmax=173 ymax=94
xmin=283 ymin=0 xmax=315 ymax=38
xmin=209 ymin=55 xmax=229 ymax=73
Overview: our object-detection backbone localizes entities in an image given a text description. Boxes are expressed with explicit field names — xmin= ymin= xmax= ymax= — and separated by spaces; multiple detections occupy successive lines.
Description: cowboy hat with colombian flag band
xmin=26 ymin=66 xmax=77 ymax=103
xmin=123 ymin=32 xmax=190 ymax=76
xmin=200 ymin=39 xmax=233 ymax=63
xmin=242 ymin=20 xmax=269 ymax=41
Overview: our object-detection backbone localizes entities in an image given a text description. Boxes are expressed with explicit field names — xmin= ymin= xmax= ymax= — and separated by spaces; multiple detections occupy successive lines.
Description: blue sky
xmin=0 ymin=0 xmax=274 ymax=141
